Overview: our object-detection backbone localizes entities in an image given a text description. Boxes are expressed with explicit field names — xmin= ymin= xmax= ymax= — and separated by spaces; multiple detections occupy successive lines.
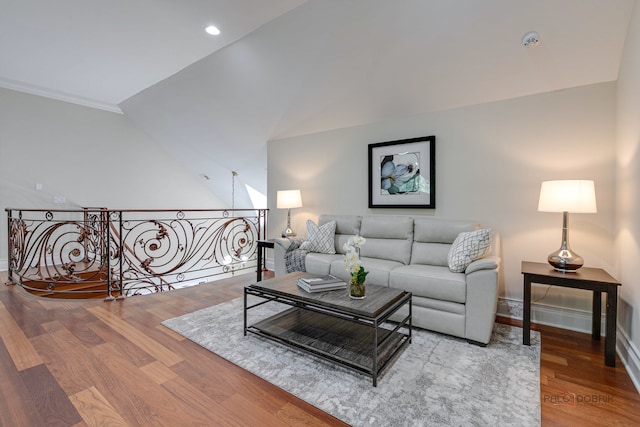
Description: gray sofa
xmin=274 ymin=214 xmax=501 ymax=345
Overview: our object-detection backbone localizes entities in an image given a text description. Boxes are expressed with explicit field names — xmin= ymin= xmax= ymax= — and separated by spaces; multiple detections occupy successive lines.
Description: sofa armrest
xmin=464 ymin=256 xmax=501 ymax=344
xmin=465 ymin=256 xmax=500 ymax=275
xmin=274 ymin=237 xmax=294 ymax=252
xmin=273 ymin=238 xmax=293 ymax=276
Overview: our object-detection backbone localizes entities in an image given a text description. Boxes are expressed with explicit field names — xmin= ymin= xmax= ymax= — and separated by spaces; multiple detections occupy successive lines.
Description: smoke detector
xmin=522 ymin=31 xmax=540 ymax=48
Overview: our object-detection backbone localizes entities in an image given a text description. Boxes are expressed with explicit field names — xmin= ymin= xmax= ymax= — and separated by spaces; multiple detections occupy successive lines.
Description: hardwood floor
xmin=1 ymin=270 xmax=639 ymax=426
xmin=502 ymin=318 xmax=640 ymax=426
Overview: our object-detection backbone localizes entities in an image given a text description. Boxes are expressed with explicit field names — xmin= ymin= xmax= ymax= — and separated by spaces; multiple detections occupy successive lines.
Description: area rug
xmin=162 ymin=297 xmax=541 ymax=426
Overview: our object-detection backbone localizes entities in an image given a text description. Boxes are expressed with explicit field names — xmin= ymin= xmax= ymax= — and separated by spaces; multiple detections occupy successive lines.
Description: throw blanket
xmin=284 ymin=238 xmax=307 ymax=273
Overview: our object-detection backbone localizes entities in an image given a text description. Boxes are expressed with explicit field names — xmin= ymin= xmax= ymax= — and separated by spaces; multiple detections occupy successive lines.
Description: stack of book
xmin=297 ymin=275 xmax=347 ymax=293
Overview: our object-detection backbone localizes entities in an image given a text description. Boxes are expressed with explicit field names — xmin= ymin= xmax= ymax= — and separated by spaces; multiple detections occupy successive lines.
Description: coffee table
xmin=244 ymin=272 xmax=412 ymax=386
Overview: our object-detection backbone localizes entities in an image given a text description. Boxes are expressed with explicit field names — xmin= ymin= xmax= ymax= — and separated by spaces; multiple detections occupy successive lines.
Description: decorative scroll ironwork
xmin=6 ymin=208 xmax=268 ymax=299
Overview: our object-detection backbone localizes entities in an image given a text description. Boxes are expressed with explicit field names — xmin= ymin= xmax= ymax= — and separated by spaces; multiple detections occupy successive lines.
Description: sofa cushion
xmin=448 ymin=228 xmax=492 ymax=273
xmin=300 ymin=220 xmax=336 ymax=254
xmin=410 ymin=243 xmax=451 ymax=267
xmin=389 ymin=264 xmax=466 ymax=303
xmin=411 ymin=296 xmax=465 ymax=314
xmin=319 ymin=214 xmax=361 ymax=234
xmin=305 ymin=253 xmax=342 ymax=276
xmin=330 ymin=257 xmax=404 ymax=287
xmin=411 ymin=218 xmax=480 ymax=266
xmin=319 ymin=215 xmax=361 ymax=254
xmin=359 ymin=216 xmax=413 ymax=265
xmin=413 ymin=218 xmax=480 ymax=243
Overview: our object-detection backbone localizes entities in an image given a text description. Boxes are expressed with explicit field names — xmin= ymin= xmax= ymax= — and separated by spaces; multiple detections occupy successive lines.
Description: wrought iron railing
xmin=6 ymin=208 xmax=268 ymax=299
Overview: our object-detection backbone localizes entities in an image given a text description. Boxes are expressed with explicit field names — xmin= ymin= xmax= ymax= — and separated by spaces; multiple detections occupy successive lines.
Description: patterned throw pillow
xmin=300 ymin=220 xmax=337 ymax=254
xmin=447 ymin=228 xmax=492 ymax=273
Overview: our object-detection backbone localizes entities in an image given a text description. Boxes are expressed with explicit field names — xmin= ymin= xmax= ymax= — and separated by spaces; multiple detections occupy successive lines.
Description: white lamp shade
xmin=538 ymin=180 xmax=597 ymax=213
xmin=277 ymin=190 xmax=302 ymax=209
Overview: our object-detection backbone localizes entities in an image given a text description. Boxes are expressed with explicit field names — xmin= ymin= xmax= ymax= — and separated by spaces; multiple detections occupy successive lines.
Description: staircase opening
xmin=6 ymin=208 xmax=268 ymax=300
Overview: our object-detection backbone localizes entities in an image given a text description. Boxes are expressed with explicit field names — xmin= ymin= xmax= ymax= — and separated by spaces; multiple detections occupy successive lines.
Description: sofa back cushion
xmin=319 ymin=214 xmax=361 ymax=254
xmin=411 ymin=218 xmax=480 ymax=266
xmin=359 ymin=215 xmax=413 ymax=265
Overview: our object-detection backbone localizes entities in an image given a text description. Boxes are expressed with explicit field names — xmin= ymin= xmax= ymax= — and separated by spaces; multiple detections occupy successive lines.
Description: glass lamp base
xmin=547 ymin=249 xmax=584 ymax=272
xmin=281 ymin=228 xmax=296 ymax=237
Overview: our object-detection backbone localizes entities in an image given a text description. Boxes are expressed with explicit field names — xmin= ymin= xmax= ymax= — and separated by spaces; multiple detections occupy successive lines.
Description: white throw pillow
xmin=300 ymin=220 xmax=337 ymax=254
xmin=448 ymin=228 xmax=492 ymax=273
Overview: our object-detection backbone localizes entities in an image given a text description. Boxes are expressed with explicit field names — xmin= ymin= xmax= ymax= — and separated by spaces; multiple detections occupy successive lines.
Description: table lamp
xmin=538 ymin=180 xmax=597 ymax=272
xmin=277 ymin=189 xmax=302 ymax=237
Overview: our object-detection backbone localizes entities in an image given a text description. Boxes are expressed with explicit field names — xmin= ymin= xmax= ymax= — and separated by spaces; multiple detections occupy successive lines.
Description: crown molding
xmin=0 ymin=78 xmax=123 ymax=114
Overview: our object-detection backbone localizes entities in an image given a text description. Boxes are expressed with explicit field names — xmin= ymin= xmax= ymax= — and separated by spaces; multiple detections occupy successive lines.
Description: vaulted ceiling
xmin=1 ymin=0 xmax=635 ymax=207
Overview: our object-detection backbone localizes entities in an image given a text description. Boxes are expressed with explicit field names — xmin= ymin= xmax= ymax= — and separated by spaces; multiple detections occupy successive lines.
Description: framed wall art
xmin=368 ymin=135 xmax=435 ymax=208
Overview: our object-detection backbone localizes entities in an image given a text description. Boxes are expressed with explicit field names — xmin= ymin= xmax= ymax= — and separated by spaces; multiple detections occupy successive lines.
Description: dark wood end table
xmin=521 ymin=261 xmax=621 ymax=367
xmin=256 ymin=239 xmax=275 ymax=281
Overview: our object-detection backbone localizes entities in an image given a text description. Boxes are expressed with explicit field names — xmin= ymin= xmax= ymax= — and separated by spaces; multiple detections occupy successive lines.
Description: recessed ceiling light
xmin=205 ymin=25 xmax=221 ymax=36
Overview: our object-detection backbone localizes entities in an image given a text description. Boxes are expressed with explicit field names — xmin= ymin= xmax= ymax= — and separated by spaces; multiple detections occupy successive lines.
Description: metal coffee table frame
xmin=244 ymin=273 xmax=412 ymax=387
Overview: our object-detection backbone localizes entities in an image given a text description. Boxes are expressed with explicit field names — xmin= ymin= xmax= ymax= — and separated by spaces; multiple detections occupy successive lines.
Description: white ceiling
xmin=1 ymin=0 xmax=635 ymax=207
xmin=0 ymin=0 xmax=305 ymax=111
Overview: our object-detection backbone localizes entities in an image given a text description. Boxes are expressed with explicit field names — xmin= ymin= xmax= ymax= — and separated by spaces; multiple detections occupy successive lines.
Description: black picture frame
xmin=368 ymin=135 xmax=436 ymax=208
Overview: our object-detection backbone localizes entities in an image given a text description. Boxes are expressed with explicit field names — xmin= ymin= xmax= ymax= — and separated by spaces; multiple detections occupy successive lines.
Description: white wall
xmin=268 ymin=82 xmax=616 ymax=315
xmin=0 ymin=88 xmax=225 ymax=262
xmin=616 ymin=0 xmax=640 ymax=389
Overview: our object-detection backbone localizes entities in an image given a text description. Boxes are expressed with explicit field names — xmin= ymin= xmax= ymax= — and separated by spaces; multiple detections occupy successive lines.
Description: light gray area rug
xmin=162 ymin=297 xmax=541 ymax=426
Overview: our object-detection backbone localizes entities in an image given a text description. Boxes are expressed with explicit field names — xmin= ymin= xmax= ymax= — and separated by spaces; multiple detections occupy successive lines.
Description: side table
xmin=521 ymin=261 xmax=621 ymax=367
xmin=256 ymin=239 xmax=275 ymax=282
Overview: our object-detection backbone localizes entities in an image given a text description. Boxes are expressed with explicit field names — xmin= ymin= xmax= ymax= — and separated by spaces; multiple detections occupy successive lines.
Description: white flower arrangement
xmin=343 ymin=235 xmax=368 ymax=284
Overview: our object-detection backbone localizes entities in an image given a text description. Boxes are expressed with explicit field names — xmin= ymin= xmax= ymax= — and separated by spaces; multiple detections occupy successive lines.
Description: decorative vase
xmin=349 ymin=276 xmax=366 ymax=299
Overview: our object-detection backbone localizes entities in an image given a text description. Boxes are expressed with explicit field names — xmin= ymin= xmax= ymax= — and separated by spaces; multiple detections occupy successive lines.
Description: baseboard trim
xmin=497 ymin=297 xmax=603 ymax=334
xmin=617 ymin=328 xmax=640 ymax=393
xmin=0 ymin=258 xmax=7 ymax=271
xmin=498 ymin=297 xmax=640 ymax=393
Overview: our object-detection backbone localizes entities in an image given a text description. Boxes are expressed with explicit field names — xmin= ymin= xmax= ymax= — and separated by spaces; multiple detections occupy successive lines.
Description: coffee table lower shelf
xmin=246 ymin=307 xmax=410 ymax=386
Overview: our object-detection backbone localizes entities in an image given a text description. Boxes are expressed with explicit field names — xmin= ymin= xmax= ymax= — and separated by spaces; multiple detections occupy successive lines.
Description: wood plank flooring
xmin=1 ymin=270 xmax=639 ymax=426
